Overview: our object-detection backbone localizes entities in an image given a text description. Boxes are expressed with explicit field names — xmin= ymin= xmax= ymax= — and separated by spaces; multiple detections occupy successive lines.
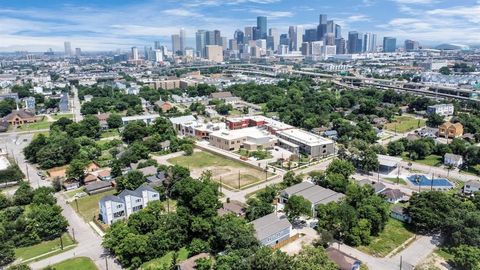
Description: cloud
xmin=249 ymin=9 xmax=294 ymax=18
xmin=392 ymin=0 xmax=436 ymax=4
xmin=347 ymin=15 xmax=371 ymax=22
xmin=162 ymin=9 xmax=201 ymax=17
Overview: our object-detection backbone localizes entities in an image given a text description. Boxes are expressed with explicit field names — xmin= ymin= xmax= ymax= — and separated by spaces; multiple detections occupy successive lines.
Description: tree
xmin=292 ymin=246 xmax=337 ymax=270
xmin=0 ymin=242 xmax=15 ymax=267
xmin=117 ymin=170 xmax=146 ymax=191
xmin=326 ymin=159 xmax=355 ymax=179
xmin=282 ymin=171 xmax=302 ymax=187
xmin=213 ymin=214 xmax=259 ymax=252
xmin=13 ymin=182 xmax=34 ymax=205
xmin=107 ymin=114 xmax=123 ymax=129
xmin=359 ymin=148 xmax=379 ymax=173
xmin=451 ymin=245 xmax=480 ymax=270
xmin=195 ymin=258 xmax=213 ymax=270
xmin=0 ymin=193 xmax=10 ymax=209
xmin=285 ymin=195 xmax=312 ymax=222
xmin=23 ymin=133 xmax=47 ymax=163
xmin=426 ymin=113 xmax=444 ymax=127
xmin=245 ymin=198 xmax=274 ymax=221
xmin=181 ymin=144 xmax=194 ymax=156
xmin=6 ymin=265 xmax=32 ymax=270
xmin=387 ymin=141 xmax=405 ymax=156
xmin=122 ymin=121 xmax=149 ymax=143
xmin=32 ymin=187 xmax=56 ymax=205
xmin=66 ymin=158 xmax=88 ymax=180
xmin=80 ymin=115 xmax=101 ymax=138
xmin=27 ymin=204 xmax=68 ymax=240
xmin=50 ymin=117 xmax=73 ymax=131
xmin=439 ymin=66 xmax=452 ymax=75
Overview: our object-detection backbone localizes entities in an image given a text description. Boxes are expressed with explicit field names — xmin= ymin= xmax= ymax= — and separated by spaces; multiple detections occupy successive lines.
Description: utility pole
xmin=105 ymin=257 xmax=109 ymax=270
xmin=399 ymin=256 xmax=403 ymax=270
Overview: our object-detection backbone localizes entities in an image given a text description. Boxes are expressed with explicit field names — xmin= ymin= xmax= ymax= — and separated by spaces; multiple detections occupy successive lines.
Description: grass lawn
xmin=101 ymin=129 xmax=120 ymax=138
xmin=385 ymin=116 xmax=426 ymax=133
xmin=358 ymin=218 xmax=413 ymax=257
xmin=168 ymin=151 xmax=272 ymax=189
xmin=141 ymin=247 xmax=189 ymax=270
xmin=383 ymin=177 xmax=408 ymax=185
xmin=17 ymin=118 xmax=51 ymax=131
xmin=64 ymin=187 xmax=85 ymax=199
xmin=52 ymin=114 xmax=74 ymax=120
xmin=435 ymin=247 xmax=454 ymax=261
xmin=403 ymin=154 xmax=443 ymax=167
xmin=15 ymin=233 xmax=76 ymax=263
xmin=48 ymin=257 xmax=98 ymax=270
xmin=72 ymin=189 xmax=116 ymax=221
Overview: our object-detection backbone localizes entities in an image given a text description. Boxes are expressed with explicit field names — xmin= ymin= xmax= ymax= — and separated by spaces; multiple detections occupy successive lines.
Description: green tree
xmin=117 ymin=170 xmax=146 ymax=191
xmin=285 ymin=195 xmax=312 ymax=222
xmin=13 ymin=182 xmax=34 ymax=205
xmin=32 ymin=187 xmax=56 ymax=205
xmin=107 ymin=113 xmax=123 ymax=129
xmin=213 ymin=214 xmax=259 ymax=252
xmin=0 ymin=193 xmax=10 ymax=209
xmin=245 ymin=198 xmax=274 ymax=221
xmin=387 ymin=141 xmax=405 ymax=156
xmin=0 ymin=242 xmax=15 ymax=267
xmin=122 ymin=121 xmax=149 ymax=143
xmin=66 ymin=158 xmax=88 ymax=180
xmin=451 ymin=245 xmax=480 ymax=270
xmin=359 ymin=148 xmax=379 ymax=173
xmin=27 ymin=204 xmax=68 ymax=240
xmin=439 ymin=66 xmax=451 ymax=75
xmin=80 ymin=115 xmax=101 ymax=138
xmin=292 ymin=246 xmax=337 ymax=270
xmin=282 ymin=171 xmax=302 ymax=187
xmin=326 ymin=159 xmax=355 ymax=179
xmin=6 ymin=264 xmax=32 ymax=270
xmin=426 ymin=113 xmax=445 ymax=127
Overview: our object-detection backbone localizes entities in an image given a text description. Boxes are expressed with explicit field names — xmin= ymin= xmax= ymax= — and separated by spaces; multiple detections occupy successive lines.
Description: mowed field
xmin=385 ymin=116 xmax=426 ymax=133
xmin=168 ymin=151 xmax=272 ymax=189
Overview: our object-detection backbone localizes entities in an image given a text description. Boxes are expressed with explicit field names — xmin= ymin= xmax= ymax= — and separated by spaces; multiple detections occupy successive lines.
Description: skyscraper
xmin=325 ymin=33 xmax=335 ymax=46
xmin=335 ymin=24 xmax=342 ymax=39
xmin=257 ymin=16 xmax=267 ymax=40
xmin=75 ymin=48 xmax=81 ymax=56
xmin=205 ymin=45 xmax=223 ymax=63
xmin=383 ymin=37 xmax=397 ymax=53
xmin=252 ymin=27 xmax=260 ymax=40
xmin=206 ymin=31 xmax=215 ymax=45
xmin=244 ymin=27 xmax=253 ymax=42
xmin=234 ymin=30 xmax=245 ymax=45
xmin=64 ymin=41 xmax=72 ymax=56
xmin=269 ymin=28 xmax=279 ymax=51
xmin=405 ymin=39 xmax=419 ymax=52
xmin=154 ymin=41 xmax=161 ymax=50
xmin=196 ymin=30 xmax=207 ymax=57
xmin=326 ymin=20 xmax=335 ymax=34
xmin=335 ymin=38 xmax=346 ymax=54
xmin=214 ymin=30 xmax=222 ymax=46
xmin=317 ymin=14 xmax=328 ymax=41
xmin=131 ymin=47 xmax=139 ymax=60
xmin=288 ymin=26 xmax=304 ymax=51
xmin=348 ymin=31 xmax=363 ymax=54
xmin=363 ymin=33 xmax=377 ymax=52
xmin=179 ymin=28 xmax=186 ymax=53
xmin=171 ymin=34 xmax=181 ymax=54
xmin=303 ymin=29 xmax=318 ymax=42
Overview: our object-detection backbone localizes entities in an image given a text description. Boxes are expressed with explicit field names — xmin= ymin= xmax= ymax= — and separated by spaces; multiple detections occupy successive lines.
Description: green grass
xmin=434 ymin=247 xmax=454 ymax=261
xmin=64 ymin=187 xmax=85 ymax=199
xmin=14 ymin=233 xmax=76 ymax=262
xmin=168 ymin=151 xmax=250 ymax=169
xmin=141 ymin=248 xmax=189 ymax=270
xmin=383 ymin=177 xmax=408 ymax=185
xmin=385 ymin=116 xmax=426 ymax=133
xmin=47 ymin=257 xmax=98 ymax=270
xmin=17 ymin=118 xmax=51 ymax=131
xmin=101 ymin=129 xmax=120 ymax=138
xmin=72 ymin=190 xmax=116 ymax=221
xmin=52 ymin=114 xmax=74 ymax=120
xmin=358 ymin=218 xmax=413 ymax=257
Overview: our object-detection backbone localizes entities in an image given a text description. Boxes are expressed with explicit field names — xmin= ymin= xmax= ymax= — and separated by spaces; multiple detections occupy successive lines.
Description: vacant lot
xmin=72 ymin=189 xmax=116 ymax=221
xmin=15 ymin=233 xmax=76 ymax=263
xmin=141 ymin=248 xmax=189 ymax=270
xmin=48 ymin=257 xmax=98 ymax=270
xmin=358 ymin=218 xmax=413 ymax=257
xmin=168 ymin=151 xmax=272 ymax=189
xmin=385 ymin=116 xmax=426 ymax=133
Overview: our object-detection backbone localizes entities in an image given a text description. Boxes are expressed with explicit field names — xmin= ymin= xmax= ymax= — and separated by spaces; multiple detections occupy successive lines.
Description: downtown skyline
xmin=0 ymin=0 xmax=479 ymax=52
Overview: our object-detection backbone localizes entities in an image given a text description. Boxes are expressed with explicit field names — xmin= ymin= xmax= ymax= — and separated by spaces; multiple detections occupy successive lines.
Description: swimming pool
xmin=407 ymin=174 xmax=453 ymax=187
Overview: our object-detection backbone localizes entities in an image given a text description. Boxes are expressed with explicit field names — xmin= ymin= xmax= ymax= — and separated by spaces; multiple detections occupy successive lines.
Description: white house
xmin=444 ymin=153 xmax=464 ymax=168
xmin=99 ymin=185 xmax=160 ymax=225
xmin=463 ymin=180 xmax=480 ymax=194
xmin=426 ymin=104 xmax=454 ymax=116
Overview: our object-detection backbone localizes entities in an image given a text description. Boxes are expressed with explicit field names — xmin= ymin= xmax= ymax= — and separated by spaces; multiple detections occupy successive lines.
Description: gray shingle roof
xmin=251 ymin=213 xmax=291 ymax=241
xmin=100 ymin=195 xmax=124 ymax=204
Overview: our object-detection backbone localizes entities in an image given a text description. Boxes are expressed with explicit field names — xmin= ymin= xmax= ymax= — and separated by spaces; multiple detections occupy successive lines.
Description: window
xmin=136 ymin=199 xmax=142 ymax=203
xmin=117 ymin=205 xmax=122 ymax=209
xmin=152 ymin=194 xmax=158 ymax=197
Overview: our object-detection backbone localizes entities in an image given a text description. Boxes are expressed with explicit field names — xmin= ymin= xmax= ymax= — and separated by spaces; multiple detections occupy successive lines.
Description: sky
xmin=0 ymin=0 xmax=479 ymax=52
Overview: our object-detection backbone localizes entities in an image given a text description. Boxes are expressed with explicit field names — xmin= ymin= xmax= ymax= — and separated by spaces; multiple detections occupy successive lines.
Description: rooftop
xmin=277 ymin=128 xmax=333 ymax=146
xmin=251 ymin=213 xmax=292 ymax=241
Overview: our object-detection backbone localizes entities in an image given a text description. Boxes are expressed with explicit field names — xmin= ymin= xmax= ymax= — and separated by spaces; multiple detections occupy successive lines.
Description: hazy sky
xmin=0 ymin=0 xmax=479 ymax=51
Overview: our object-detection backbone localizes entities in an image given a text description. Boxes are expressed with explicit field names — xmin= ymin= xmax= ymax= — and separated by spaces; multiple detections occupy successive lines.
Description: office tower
xmin=269 ymin=28 xmax=279 ymax=51
xmin=311 ymin=41 xmax=323 ymax=55
xmin=154 ymin=50 xmax=163 ymax=62
xmin=244 ymin=27 xmax=253 ymax=42
xmin=206 ymin=31 xmax=215 ymax=45
xmin=363 ymin=33 xmax=377 ymax=52
xmin=252 ymin=27 xmax=260 ymax=40
xmin=221 ymin=37 xmax=227 ymax=50
xmin=154 ymin=41 xmax=161 ymax=50
xmin=196 ymin=30 xmax=207 ymax=57
xmin=75 ymin=48 xmax=81 ymax=56
xmin=214 ymin=30 xmax=222 ymax=46
xmin=278 ymin=44 xmax=289 ymax=55
xmin=335 ymin=24 xmax=342 ymax=39
xmin=317 ymin=14 xmax=328 ymax=40
xmin=348 ymin=31 xmax=363 ymax=54
xmin=301 ymin=42 xmax=310 ymax=56
xmin=205 ymin=45 xmax=223 ymax=62
xmin=322 ymin=45 xmax=336 ymax=59
xmin=304 ymin=29 xmax=318 ymax=42
xmin=131 ymin=47 xmax=139 ymax=60
xmin=229 ymin=39 xmax=238 ymax=51
xmin=326 ymin=20 xmax=335 ymax=34
xmin=171 ymin=34 xmax=181 ymax=54
xmin=257 ymin=16 xmax=267 ymax=40
xmin=256 ymin=39 xmax=267 ymax=52
xmin=335 ymin=38 xmax=346 ymax=54
xmin=280 ymin=34 xmax=290 ymax=49
xmin=288 ymin=26 xmax=303 ymax=51
xmin=325 ymin=33 xmax=335 ymax=46
xmin=144 ymin=46 xmax=149 ymax=59
xmin=405 ymin=39 xmax=419 ymax=52
xmin=64 ymin=41 xmax=72 ymax=56
xmin=234 ymin=30 xmax=244 ymax=45
xmin=383 ymin=37 xmax=397 ymax=52
xmin=180 ymin=28 xmax=186 ymax=53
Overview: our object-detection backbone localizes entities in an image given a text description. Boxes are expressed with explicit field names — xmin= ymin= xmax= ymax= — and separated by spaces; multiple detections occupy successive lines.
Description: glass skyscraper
xmin=383 ymin=37 xmax=397 ymax=53
xmin=257 ymin=16 xmax=267 ymax=40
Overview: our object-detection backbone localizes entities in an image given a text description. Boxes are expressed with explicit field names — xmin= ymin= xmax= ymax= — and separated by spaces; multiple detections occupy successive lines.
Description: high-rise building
xmin=326 ymin=20 xmax=335 ymax=34
xmin=144 ymin=46 xmax=149 ymax=59
xmin=303 ymin=29 xmax=318 ymax=42
xmin=288 ymin=26 xmax=303 ymax=51
xmin=322 ymin=45 xmax=336 ymax=59
xmin=244 ymin=27 xmax=253 ymax=42
xmin=405 ymin=39 xmax=419 ymax=52
xmin=280 ymin=34 xmax=290 ymax=47
xmin=335 ymin=24 xmax=342 ymax=39
xmin=131 ymin=47 xmax=139 ymax=60
xmin=154 ymin=50 xmax=163 ymax=62
xmin=335 ymin=38 xmax=346 ymax=54
xmin=257 ymin=16 xmax=267 ymax=40
xmin=221 ymin=37 xmax=227 ymax=50
xmin=252 ymin=27 xmax=260 ymax=40
xmin=154 ymin=41 xmax=161 ymax=50
xmin=234 ymin=30 xmax=245 ymax=45
xmin=64 ymin=41 xmax=72 ymax=56
xmin=205 ymin=45 xmax=223 ymax=63
xmin=196 ymin=30 xmax=207 ymax=57
xmin=179 ymin=28 xmax=186 ymax=53
xmin=269 ymin=28 xmax=279 ymax=51
xmin=75 ymin=48 xmax=82 ymax=56
xmin=206 ymin=31 xmax=215 ymax=45
xmin=171 ymin=34 xmax=181 ymax=54
xmin=317 ymin=14 xmax=328 ymax=40
xmin=383 ymin=37 xmax=397 ymax=53
xmin=214 ymin=30 xmax=222 ymax=46
xmin=363 ymin=33 xmax=377 ymax=52
xmin=348 ymin=31 xmax=363 ymax=54
xmin=325 ymin=33 xmax=335 ymax=46
xmin=311 ymin=41 xmax=323 ymax=55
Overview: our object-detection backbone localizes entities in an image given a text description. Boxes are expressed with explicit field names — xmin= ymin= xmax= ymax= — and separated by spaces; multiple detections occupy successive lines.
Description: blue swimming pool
xmin=407 ymin=175 xmax=453 ymax=187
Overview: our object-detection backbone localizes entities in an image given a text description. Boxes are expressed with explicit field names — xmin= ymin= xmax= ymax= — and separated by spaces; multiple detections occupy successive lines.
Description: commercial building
xmin=348 ymin=31 xmax=363 ymax=54
xmin=426 ymin=104 xmax=454 ymax=116
xmin=172 ymin=34 xmax=181 ymax=54
xmin=276 ymin=128 xmax=334 ymax=158
xmin=121 ymin=114 xmax=160 ymax=126
xmin=209 ymin=127 xmax=277 ymax=151
xmin=64 ymin=41 xmax=72 ymax=56
xmin=206 ymin=45 xmax=223 ymax=63
xmin=257 ymin=16 xmax=267 ymax=40
xmin=251 ymin=213 xmax=292 ymax=247
xmin=405 ymin=40 xmax=419 ymax=52
xmin=383 ymin=37 xmax=397 ymax=53
xmin=170 ymin=115 xmax=227 ymax=140
xmin=99 ymin=185 xmax=160 ymax=225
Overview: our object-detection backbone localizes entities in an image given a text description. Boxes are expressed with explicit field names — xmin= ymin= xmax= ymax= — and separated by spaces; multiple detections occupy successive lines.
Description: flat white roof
xmin=122 ymin=114 xmax=160 ymax=121
xmin=210 ymin=126 xmax=274 ymax=141
xmin=378 ymin=154 xmax=402 ymax=167
xmin=169 ymin=115 xmax=196 ymax=125
xmin=277 ymin=128 xmax=333 ymax=146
